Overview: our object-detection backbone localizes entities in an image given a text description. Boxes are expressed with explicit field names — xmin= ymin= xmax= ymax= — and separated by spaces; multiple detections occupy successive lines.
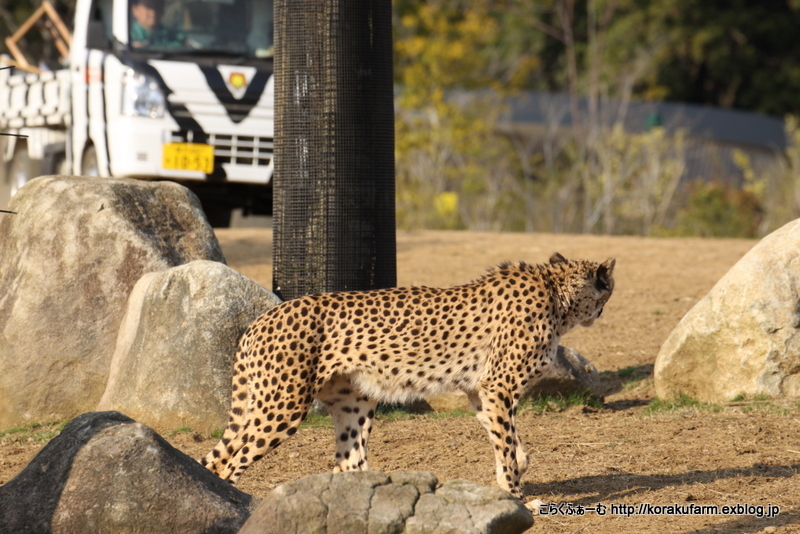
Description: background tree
xmin=393 ymin=0 xmax=536 ymax=230
xmin=393 ymin=0 xmax=701 ymax=234
xmin=627 ymin=0 xmax=800 ymax=115
xmin=0 ymin=0 xmax=76 ymax=68
xmin=493 ymin=0 xmax=800 ymax=116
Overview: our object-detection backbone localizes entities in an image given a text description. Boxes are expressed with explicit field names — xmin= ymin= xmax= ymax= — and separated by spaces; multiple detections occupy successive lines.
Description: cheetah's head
xmin=549 ymin=252 xmax=616 ymax=330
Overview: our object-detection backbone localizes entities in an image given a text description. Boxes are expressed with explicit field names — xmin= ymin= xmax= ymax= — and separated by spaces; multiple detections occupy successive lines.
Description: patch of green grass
xmin=614 ymin=364 xmax=653 ymax=391
xmin=642 ymin=393 xmax=722 ymax=416
xmin=643 ymin=394 xmax=800 ymax=417
xmin=518 ymin=391 xmax=604 ymax=415
xmin=624 ymin=378 xmax=653 ymax=392
xmin=727 ymin=394 xmax=795 ymax=415
xmin=167 ymin=426 xmax=194 ymax=438
xmin=427 ymin=408 xmax=475 ymax=419
xmin=376 ymin=404 xmax=478 ymax=422
xmin=298 ymin=404 xmax=476 ymax=428
xmin=210 ymin=428 xmax=225 ymax=440
xmin=740 ymin=403 xmax=791 ymax=415
xmin=300 ymin=411 xmax=333 ymax=429
xmin=375 ymin=404 xmax=418 ymax=422
xmin=0 ymin=420 xmax=66 ymax=444
xmin=616 ymin=366 xmax=640 ymax=379
xmin=729 ymin=393 xmax=773 ymax=403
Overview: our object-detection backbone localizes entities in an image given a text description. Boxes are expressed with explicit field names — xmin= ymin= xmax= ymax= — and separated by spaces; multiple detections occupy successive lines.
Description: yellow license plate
xmin=162 ymin=143 xmax=214 ymax=173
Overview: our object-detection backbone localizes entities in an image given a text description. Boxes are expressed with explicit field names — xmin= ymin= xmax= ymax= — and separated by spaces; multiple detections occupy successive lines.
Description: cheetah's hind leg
xmin=218 ymin=385 xmax=315 ymax=484
xmin=317 ymin=373 xmax=378 ymax=473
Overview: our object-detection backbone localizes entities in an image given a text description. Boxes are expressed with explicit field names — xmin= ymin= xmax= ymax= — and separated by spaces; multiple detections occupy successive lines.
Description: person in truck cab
xmin=130 ymin=0 xmax=184 ymax=48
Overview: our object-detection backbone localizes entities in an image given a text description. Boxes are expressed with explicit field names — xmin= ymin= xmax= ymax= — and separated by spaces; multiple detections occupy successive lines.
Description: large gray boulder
xmin=0 ymin=411 xmax=256 ymax=534
xmin=239 ymin=470 xmax=533 ymax=534
xmin=97 ymin=260 xmax=281 ymax=433
xmin=655 ymin=219 xmax=800 ymax=402
xmin=0 ymin=176 xmax=224 ymax=429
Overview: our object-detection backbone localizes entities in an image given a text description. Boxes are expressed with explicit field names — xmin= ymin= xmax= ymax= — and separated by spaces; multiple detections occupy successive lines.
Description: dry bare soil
xmin=3 ymin=229 xmax=800 ymax=534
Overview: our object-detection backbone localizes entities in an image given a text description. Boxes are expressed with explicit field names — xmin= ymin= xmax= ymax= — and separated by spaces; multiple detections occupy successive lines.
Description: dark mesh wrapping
xmin=272 ymin=0 xmax=396 ymax=300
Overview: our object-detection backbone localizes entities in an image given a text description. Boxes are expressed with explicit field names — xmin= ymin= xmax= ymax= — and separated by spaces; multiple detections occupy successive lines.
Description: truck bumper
xmin=107 ymin=118 xmax=273 ymax=184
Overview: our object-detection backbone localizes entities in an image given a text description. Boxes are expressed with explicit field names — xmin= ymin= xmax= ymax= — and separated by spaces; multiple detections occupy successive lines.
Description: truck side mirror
xmin=86 ymin=20 xmax=111 ymax=50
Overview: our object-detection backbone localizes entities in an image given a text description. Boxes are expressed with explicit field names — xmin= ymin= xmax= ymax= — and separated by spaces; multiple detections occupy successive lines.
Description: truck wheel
xmin=203 ymin=205 xmax=233 ymax=228
xmin=81 ymin=145 xmax=99 ymax=176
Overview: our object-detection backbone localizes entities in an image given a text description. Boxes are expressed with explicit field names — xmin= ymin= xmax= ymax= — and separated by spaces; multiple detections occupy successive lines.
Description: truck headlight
xmin=121 ymin=69 xmax=165 ymax=118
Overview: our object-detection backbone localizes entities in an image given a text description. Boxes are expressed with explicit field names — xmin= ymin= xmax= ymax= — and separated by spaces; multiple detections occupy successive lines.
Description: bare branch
xmin=527 ymin=16 xmax=564 ymax=42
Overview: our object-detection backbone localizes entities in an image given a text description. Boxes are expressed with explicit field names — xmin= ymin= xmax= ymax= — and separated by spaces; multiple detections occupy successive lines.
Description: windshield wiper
xmin=180 ymin=48 xmax=248 ymax=58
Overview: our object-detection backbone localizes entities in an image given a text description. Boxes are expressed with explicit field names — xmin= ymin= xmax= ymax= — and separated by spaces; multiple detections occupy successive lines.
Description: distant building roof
xmin=499 ymin=91 xmax=787 ymax=151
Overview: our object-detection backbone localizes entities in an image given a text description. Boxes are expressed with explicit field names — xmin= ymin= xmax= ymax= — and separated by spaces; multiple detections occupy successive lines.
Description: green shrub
xmin=666 ymin=181 xmax=763 ymax=238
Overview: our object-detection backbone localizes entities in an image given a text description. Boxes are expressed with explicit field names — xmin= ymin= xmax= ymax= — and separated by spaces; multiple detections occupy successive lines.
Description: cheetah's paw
xmin=525 ymin=499 xmax=545 ymax=515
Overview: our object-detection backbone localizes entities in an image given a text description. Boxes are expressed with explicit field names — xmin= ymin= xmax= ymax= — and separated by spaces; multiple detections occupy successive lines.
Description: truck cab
xmin=1 ymin=0 xmax=275 ymax=225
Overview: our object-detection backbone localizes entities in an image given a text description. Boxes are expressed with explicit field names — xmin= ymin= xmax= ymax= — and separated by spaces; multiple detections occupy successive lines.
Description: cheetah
xmin=201 ymin=252 xmax=615 ymax=502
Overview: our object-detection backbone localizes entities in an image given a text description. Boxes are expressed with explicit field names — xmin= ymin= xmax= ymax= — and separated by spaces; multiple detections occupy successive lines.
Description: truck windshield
xmin=128 ymin=0 xmax=273 ymax=58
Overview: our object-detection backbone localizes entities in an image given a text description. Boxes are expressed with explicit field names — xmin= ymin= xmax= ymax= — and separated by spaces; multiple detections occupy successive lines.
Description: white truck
xmin=0 ymin=0 xmax=274 ymax=226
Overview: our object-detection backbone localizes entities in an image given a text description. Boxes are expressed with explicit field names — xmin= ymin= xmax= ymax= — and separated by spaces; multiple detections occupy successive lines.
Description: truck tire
xmin=81 ymin=145 xmax=100 ymax=176
xmin=203 ymin=205 xmax=233 ymax=228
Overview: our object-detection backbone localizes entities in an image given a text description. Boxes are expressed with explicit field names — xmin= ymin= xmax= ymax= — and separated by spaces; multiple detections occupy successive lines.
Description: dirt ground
xmin=3 ymin=229 xmax=800 ymax=533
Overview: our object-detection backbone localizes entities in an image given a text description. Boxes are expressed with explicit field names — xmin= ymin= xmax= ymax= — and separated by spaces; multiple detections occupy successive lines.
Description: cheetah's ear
xmin=595 ymin=258 xmax=616 ymax=291
xmin=549 ymin=252 xmax=567 ymax=264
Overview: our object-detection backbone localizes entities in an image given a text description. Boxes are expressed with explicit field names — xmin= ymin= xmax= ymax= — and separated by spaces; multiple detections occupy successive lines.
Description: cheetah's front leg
xmin=474 ymin=386 xmax=527 ymax=499
xmin=468 ymin=390 xmax=528 ymax=475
